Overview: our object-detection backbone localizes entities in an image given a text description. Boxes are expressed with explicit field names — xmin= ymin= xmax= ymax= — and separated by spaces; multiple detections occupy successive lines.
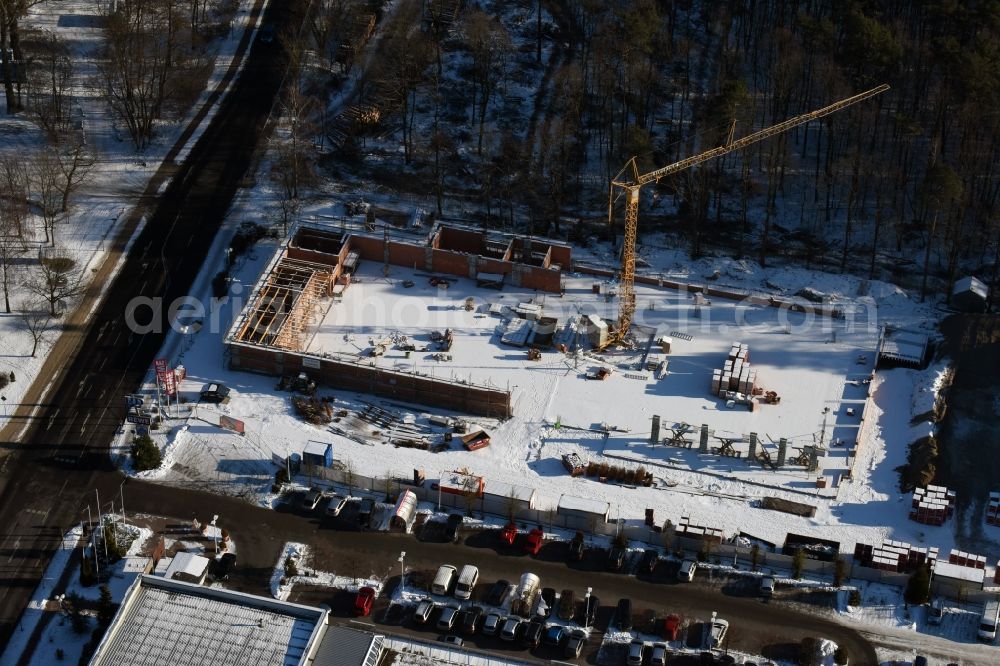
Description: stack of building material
xmin=986 ymin=492 xmax=1000 ymax=526
xmin=710 ymin=342 xmax=759 ymax=397
xmin=947 ymin=549 xmax=987 ymax=570
xmin=853 ymin=539 xmax=938 ymax=574
xmin=910 ymin=485 xmax=956 ymax=525
xmin=676 ymin=516 xmax=724 ymax=544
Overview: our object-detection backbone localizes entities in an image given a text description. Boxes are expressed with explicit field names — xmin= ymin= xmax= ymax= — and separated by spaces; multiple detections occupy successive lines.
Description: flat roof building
xmin=90 ymin=575 xmax=331 ymax=666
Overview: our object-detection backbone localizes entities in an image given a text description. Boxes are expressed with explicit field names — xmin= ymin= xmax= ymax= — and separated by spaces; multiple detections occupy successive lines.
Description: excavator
xmin=600 ymin=84 xmax=890 ymax=349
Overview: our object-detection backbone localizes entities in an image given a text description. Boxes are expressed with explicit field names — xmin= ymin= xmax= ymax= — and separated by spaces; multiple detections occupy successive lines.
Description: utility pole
xmin=95 ymin=489 xmax=108 ymax=563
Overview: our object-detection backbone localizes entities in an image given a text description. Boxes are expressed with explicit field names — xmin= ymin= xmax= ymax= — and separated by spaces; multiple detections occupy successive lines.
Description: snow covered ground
xmin=0 ymin=0 xmax=263 ymax=435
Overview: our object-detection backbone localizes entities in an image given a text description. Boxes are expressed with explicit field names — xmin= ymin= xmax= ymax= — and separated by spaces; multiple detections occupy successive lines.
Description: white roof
xmin=933 ymin=560 xmax=986 ymax=585
xmin=303 ymin=441 xmax=329 ymax=457
xmin=557 ymin=494 xmax=610 ymax=517
xmin=485 ymin=480 xmax=536 ymax=504
xmin=164 ymin=551 xmax=210 ymax=582
xmin=90 ymin=575 xmax=328 ymax=666
xmin=953 ymin=276 xmax=988 ymax=299
xmin=879 ymin=328 xmax=928 ymax=364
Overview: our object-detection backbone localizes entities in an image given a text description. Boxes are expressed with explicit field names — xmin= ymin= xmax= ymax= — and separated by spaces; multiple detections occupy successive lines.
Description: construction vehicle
xmin=601 ymin=84 xmax=889 ymax=349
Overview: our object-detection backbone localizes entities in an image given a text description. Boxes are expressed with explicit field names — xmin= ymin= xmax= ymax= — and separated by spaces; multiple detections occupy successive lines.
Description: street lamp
xmin=584 ymin=586 xmax=593 ymax=630
xmin=211 ymin=515 xmax=219 ymax=556
xmin=119 ymin=478 xmax=127 ymax=526
xmin=398 ymin=551 xmax=406 ymax=596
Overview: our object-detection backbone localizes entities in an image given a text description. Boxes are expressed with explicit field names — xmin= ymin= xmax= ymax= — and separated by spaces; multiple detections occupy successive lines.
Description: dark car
xmin=568 ymin=531 xmax=585 ymax=561
xmin=539 ymin=587 xmax=556 ymax=618
xmin=301 ymin=487 xmax=323 ymax=511
xmin=213 ymin=552 xmax=236 ymax=580
xmin=607 ymin=546 xmax=627 ymax=571
xmin=444 ymin=513 xmax=463 ymax=543
xmin=522 ymin=617 xmax=545 ymax=648
xmin=358 ymin=497 xmax=375 ymax=527
xmin=616 ymin=598 xmax=633 ymax=630
xmin=639 ymin=549 xmax=659 ymax=574
xmin=579 ymin=594 xmax=600 ymax=627
xmin=460 ymin=606 xmax=483 ymax=635
xmin=200 ymin=382 xmax=230 ymax=403
xmin=557 ymin=589 xmax=576 ymax=621
xmin=544 ymin=625 xmax=565 ymax=647
xmin=486 ymin=579 xmax=511 ymax=606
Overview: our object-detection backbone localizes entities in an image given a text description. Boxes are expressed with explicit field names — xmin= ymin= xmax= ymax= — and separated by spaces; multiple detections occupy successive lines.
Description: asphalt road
xmin=111 ymin=481 xmax=878 ymax=664
xmin=0 ymin=0 xmax=295 ymax=648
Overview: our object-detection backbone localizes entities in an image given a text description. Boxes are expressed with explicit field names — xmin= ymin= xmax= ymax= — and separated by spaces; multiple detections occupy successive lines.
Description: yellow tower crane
xmin=603 ymin=83 xmax=890 ymax=349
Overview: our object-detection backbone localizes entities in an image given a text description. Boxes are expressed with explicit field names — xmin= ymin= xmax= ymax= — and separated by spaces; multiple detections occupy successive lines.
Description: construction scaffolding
xmin=233 ymin=258 xmax=332 ymax=350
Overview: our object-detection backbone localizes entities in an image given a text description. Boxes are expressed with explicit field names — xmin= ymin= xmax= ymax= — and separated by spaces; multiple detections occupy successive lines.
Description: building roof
xmin=953 ymin=276 xmax=988 ymax=299
xmin=89 ymin=575 xmax=328 ymax=666
xmin=163 ymin=551 xmax=210 ymax=583
xmin=303 ymin=440 xmax=330 ymax=457
xmin=933 ymin=560 xmax=987 ymax=585
xmin=485 ymin=480 xmax=537 ymax=504
xmin=878 ymin=327 xmax=928 ymax=366
xmin=557 ymin=493 xmax=610 ymax=517
xmin=312 ymin=626 xmax=383 ymax=666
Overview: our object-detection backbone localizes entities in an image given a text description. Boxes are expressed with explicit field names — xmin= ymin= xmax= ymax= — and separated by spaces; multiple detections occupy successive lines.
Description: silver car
xmin=651 ymin=642 xmax=668 ymax=665
xmin=482 ymin=612 xmax=503 ymax=636
xmin=437 ymin=605 xmax=460 ymax=631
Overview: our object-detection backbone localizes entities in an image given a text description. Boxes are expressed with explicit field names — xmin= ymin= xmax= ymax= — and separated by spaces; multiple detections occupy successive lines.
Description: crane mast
xmin=603 ymin=84 xmax=889 ymax=349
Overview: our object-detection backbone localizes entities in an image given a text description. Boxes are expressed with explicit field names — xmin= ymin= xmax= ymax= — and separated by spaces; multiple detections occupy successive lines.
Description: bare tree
xmin=55 ymin=141 xmax=96 ymax=212
xmin=462 ymin=10 xmax=512 ymax=156
xmin=377 ymin=23 xmax=430 ymax=164
xmin=0 ymin=156 xmax=30 ymax=239
xmin=0 ymin=211 xmax=25 ymax=312
xmin=28 ymin=149 xmax=62 ymax=246
xmin=25 ymin=30 xmax=72 ymax=140
xmin=25 ymin=255 xmax=85 ymax=316
xmin=17 ymin=297 xmax=51 ymax=356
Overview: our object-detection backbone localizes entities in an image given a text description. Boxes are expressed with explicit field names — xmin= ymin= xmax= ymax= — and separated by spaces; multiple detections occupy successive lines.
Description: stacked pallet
xmin=853 ymin=539 xmax=938 ymax=574
xmin=676 ymin=516 xmax=724 ymax=544
xmin=909 ymin=485 xmax=956 ymax=525
xmin=710 ymin=342 xmax=758 ymax=397
xmin=947 ymin=549 xmax=987 ymax=570
xmin=986 ymin=492 xmax=1000 ymax=526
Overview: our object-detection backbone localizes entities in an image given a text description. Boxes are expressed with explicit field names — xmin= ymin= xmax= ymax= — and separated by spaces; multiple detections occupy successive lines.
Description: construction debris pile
xmin=291 ymin=396 xmax=334 ymax=424
xmin=675 ymin=516 xmax=725 ymax=544
xmin=710 ymin=342 xmax=766 ymax=408
xmin=909 ymin=484 xmax=956 ymax=525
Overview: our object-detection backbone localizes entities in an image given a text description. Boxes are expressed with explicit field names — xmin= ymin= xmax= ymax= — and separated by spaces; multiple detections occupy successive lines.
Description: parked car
xmin=460 ymin=606 xmax=483 ymax=635
xmin=432 ymin=565 xmax=458 ymax=596
xmin=522 ymin=617 xmax=545 ymax=648
xmin=354 ymin=587 xmax=376 ymax=616
xmin=638 ymin=549 xmax=659 ymax=575
xmin=213 ymin=552 xmax=236 ymax=580
xmin=444 ymin=514 xmax=463 ymax=543
xmin=662 ymin=614 xmax=681 ymax=641
xmin=538 ymin=587 xmax=556 ymax=618
xmin=606 ymin=546 xmax=626 ymax=571
xmin=651 ymin=642 xmax=669 ymax=666
xmin=324 ymin=494 xmax=350 ymax=518
xmin=928 ymin=598 xmax=944 ymax=626
xmin=500 ymin=616 xmax=523 ymax=642
xmin=579 ymin=594 xmax=600 ymax=627
xmin=439 ymin=635 xmax=463 ymax=647
xmin=568 ymin=531 xmax=585 ymax=561
xmin=759 ymin=576 xmax=775 ymax=597
xmin=301 ymin=487 xmax=323 ymax=511
xmin=437 ymin=605 xmax=460 ymax=630
xmin=627 ymin=639 xmax=646 ymax=665
xmin=678 ymin=559 xmax=698 ymax=582
xmin=616 ymin=598 xmax=633 ymax=630
xmin=413 ymin=599 xmax=435 ymax=624
xmin=544 ymin=625 xmax=565 ymax=647
xmin=557 ymin=589 xmax=576 ymax=621
xmin=499 ymin=522 xmax=518 ymax=545
xmin=523 ymin=528 xmax=544 ymax=555
xmin=358 ymin=497 xmax=375 ymax=527
xmin=200 ymin=382 xmax=230 ymax=403
xmin=707 ymin=617 xmax=729 ymax=649
xmin=454 ymin=565 xmax=479 ymax=600
xmin=482 ymin=612 xmax=503 ymax=636
xmin=565 ymin=628 xmax=587 ymax=658
xmin=486 ymin=579 xmax=511 ymax=606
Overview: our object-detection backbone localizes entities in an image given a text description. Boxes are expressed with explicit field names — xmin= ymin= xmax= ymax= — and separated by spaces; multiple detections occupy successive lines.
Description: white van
xmin=978 ymin=599 xmax=1000 ymax=642
xmin=432 ymin=564 xmax=458 ymax=596
xmin=455 ymin=565 xmax=479 ymax=600
xmin=678 ymin=559 xmax=697 ymax=582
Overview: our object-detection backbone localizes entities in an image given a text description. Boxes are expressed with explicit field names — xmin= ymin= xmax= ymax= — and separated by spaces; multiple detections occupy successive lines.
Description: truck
xmin=510 ymin=572 xmax=541 ymax=617
xmin=978 ymin=599 xmax=1000 ymax=642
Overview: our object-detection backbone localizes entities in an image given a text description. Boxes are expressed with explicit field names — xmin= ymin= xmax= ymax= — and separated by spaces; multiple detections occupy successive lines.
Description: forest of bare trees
xmin=280 ymin=0 xmax=998 ymax=304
